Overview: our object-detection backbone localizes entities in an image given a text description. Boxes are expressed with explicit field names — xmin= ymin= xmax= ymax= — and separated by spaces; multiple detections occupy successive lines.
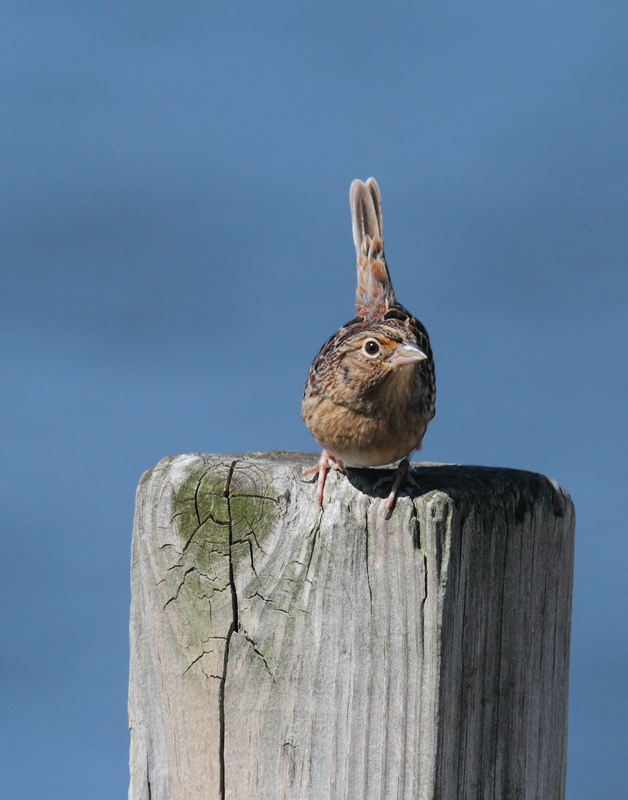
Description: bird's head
xmin=308 ymin=319 xmax=427 ymax=414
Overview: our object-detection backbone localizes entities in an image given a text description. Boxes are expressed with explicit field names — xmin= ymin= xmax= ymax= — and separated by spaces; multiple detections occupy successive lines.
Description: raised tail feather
xmin=350 ymin=178 xmax=396 ymax=317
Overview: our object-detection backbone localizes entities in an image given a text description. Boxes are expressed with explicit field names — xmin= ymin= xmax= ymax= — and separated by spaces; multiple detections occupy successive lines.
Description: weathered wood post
xmin=128 ymin=451 xmax=574 ymax=800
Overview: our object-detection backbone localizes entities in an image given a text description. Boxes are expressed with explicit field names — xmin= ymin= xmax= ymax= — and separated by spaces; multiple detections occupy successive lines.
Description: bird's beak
xmin=390 ymin=343 xmax=427 ymax=368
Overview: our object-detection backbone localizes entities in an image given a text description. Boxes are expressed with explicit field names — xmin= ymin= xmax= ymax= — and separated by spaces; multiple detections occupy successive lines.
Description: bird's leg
xmin=373 ymin=456 xmax=419 ymax=520
xmin=301 ymin=449 xmax=345 ymax=508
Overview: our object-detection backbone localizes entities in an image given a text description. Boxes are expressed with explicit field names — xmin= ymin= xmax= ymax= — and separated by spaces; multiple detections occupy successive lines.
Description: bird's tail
xmin=350 ymin=178 xmax=396 ymax=317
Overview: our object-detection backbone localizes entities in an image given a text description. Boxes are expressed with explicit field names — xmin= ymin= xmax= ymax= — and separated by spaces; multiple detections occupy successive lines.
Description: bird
xmin=301 ymin=177 xmax=436 ymax=518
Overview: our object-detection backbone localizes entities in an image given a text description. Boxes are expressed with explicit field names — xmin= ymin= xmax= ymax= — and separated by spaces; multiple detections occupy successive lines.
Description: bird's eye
xmin=363 ymin=340 xmax=380 ymax=356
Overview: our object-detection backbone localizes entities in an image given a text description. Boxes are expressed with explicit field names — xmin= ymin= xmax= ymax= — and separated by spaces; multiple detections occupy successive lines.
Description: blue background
xmin=1 ymin=2 xmax=626 ymax=796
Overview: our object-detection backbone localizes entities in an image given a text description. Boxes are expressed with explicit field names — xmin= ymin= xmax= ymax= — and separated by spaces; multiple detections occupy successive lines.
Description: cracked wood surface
xmin=128 ymin=451 xmax=575 ymax=800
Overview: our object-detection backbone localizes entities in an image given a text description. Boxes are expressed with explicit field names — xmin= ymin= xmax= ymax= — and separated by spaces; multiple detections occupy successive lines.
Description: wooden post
xmin=128 ymin=451 xmax=574 ymax=800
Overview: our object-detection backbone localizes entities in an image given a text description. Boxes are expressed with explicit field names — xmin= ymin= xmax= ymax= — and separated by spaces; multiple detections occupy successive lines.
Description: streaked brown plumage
xmin=301 ymin=178 xmax=436 ymax=517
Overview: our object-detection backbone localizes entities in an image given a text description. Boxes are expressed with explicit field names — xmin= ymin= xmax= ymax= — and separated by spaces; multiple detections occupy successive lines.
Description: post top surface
xmin=143 ymin=450 xmax=572 ymax=519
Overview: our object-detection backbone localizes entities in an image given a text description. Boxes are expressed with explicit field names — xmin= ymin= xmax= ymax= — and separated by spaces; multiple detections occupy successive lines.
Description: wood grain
xmin=128 ymin=451 xmax=574 ymax=800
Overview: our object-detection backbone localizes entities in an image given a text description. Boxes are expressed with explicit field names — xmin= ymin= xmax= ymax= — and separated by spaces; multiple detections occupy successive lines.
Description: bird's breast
xmin=301 ymin=390 xmax=428 ymax=467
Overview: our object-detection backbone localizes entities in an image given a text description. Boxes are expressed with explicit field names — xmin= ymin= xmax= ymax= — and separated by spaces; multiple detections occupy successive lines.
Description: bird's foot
xmin=373 ymin=456 xmax=418 ymax=520
xmin=301 ymin=450 xmax=345 ymax=508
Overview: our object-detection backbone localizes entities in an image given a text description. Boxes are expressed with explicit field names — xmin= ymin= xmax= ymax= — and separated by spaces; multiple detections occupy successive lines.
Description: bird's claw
xmin=373 ymin=457 xmax=418 ymax=519
xmin=301 ymin=450 xmax=345 ymax=508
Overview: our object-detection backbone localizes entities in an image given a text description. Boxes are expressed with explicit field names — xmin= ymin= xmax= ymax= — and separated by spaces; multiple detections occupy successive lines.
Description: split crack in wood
xmin=217 ymin=459 xmax=278 ymax=798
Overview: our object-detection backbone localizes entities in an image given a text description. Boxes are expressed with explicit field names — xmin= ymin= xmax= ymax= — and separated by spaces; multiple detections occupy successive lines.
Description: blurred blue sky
xmin=1 ymin=1 xmax=626 ymax=797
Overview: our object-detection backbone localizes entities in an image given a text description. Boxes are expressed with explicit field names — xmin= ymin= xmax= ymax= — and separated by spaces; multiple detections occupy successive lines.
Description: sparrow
xmin=301 ymin=177 xmax=435 ymax=518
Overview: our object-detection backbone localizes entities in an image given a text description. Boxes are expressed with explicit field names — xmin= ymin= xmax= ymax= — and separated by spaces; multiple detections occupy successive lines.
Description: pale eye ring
xmin=363 ymin=339 xmax=380 ymax=357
